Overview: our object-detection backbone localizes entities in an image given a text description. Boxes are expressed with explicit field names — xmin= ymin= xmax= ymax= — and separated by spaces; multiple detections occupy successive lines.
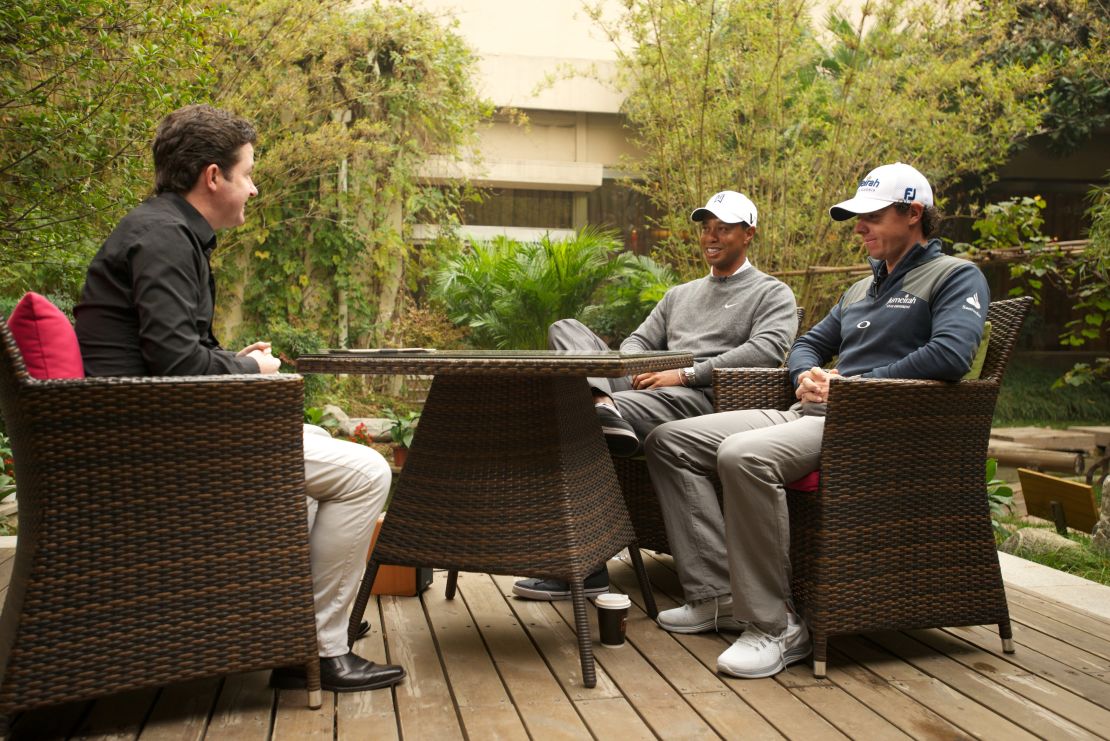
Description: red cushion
xmin=6 ymin=292 xmax=85 ymax=379
xmin=786 ymin=470 xmax=820 ymax=492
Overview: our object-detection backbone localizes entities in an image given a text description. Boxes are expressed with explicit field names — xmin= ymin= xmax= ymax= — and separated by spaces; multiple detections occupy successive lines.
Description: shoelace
xmin=737 ymin=627 xmax=773 ymax=650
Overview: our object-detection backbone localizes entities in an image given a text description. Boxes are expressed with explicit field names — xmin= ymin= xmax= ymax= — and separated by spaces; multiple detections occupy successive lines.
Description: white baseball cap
xmin=691 ymin=191 xmax=758 ymax=227
xmin=829 ymin=162 xmax=933 ymax=221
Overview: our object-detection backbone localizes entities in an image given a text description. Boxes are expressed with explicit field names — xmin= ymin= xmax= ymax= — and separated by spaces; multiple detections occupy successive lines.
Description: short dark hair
xmin=893 ymin=202 xmax=941 ymax=238
xmin=152 ymin=105 xmax=257 ymax=194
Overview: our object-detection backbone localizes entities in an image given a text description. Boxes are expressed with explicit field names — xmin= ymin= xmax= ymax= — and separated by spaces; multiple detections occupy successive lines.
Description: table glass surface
xmin=296 ymin=348 xmax=694 ymax=377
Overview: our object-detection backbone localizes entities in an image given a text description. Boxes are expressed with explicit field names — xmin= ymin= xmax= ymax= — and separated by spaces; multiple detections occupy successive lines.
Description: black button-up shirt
xmin=75 ymin=193 xmax=259 ymax=377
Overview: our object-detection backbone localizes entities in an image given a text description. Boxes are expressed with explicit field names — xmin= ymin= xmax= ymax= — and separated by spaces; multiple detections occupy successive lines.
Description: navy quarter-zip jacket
xmin=788 ymin=239 xmax=989 ymax=387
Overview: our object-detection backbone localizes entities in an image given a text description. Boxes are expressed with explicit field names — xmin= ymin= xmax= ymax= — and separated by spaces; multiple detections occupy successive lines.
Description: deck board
xmin=2 ymin=547 xmax=1109 ymax=740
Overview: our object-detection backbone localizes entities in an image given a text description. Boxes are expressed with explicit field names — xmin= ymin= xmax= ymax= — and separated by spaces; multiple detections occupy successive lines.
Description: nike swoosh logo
xmin=725 ymin=302 xmax=739 ymax=309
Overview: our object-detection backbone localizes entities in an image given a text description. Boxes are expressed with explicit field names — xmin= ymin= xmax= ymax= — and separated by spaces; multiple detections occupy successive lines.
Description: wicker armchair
xmin=713 ymin=296 xmax=1032 ymax=677
xmin=0 ymin=320 xmax=323 ymax=726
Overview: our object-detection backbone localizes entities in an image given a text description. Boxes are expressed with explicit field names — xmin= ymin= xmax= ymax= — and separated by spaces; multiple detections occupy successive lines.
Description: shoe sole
xmin=658 ymin=617 xmax=747 ymax=634
xmin=270 ymin=668 xmax=407 ymax=692
xmin=512 ymin=584 xmax=610 ymax=601
xmin=716 ymin=642 xmax=812 ymax=679
xmin=601 ymin=426 xmax=641 ymax=457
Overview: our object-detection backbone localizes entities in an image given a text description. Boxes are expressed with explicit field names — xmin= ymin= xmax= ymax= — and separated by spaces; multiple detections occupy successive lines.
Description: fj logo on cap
xmin=903 ymin=187 xmax=916 ymax=201
xmin=713 ymin=193 xmax=727 ymax=204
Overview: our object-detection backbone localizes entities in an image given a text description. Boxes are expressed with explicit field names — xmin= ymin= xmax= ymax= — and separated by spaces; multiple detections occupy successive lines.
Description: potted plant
xmin=384 ymin=408 xmax=419 ymax=467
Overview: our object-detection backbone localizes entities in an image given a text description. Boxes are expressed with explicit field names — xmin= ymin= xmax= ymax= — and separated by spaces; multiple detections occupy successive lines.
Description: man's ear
xmin=907 ymin=202 xmax=924 ymax=225
xmin=197 ymin=163 xmax=221 ymax=193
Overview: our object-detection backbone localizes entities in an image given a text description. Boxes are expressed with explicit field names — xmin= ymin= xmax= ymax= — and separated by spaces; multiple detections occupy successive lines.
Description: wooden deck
xmin=2 ymin=547 xmax=1109 ymax=740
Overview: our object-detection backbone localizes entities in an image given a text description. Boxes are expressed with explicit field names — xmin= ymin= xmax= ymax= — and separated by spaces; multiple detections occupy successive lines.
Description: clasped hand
xmin=795 ymin=366 xmax=838 ymax=404
xmin=237 ymin=341 xmax=281 ymax=374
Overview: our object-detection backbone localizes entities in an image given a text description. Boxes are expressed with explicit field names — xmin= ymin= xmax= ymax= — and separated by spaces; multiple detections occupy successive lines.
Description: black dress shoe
xmin=271 ymin=652 xmax=405 ymax=693
xmin=355 ymin=620 xmax=370 ymax=640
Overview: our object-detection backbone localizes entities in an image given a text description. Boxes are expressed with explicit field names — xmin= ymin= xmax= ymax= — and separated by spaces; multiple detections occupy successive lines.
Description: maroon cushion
xmin=786 ymin=470 xmax=820 ymax=492
xmin=6 ymin=292 xmax=85 ymax=379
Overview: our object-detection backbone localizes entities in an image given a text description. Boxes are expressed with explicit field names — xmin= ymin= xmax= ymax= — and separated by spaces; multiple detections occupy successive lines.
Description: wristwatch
xmin=682 ymin=366 xmax=697 ymax=387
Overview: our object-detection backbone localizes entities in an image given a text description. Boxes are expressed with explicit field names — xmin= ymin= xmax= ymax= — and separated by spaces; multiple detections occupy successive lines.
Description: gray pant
xmin=644 ymin=407 xmax=824 ymax=633
xmin=548 ymin=319 xmax=714 ymax=439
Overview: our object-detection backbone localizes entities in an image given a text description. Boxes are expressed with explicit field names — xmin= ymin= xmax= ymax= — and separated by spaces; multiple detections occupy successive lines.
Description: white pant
xmin=303 ymin=425 xmax=391 ymax=656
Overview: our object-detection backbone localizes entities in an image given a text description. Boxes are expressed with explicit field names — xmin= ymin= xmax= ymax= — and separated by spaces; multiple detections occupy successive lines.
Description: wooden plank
xmin=572 ymin=697 xmax=659 ymax=741
xmin=379 ymin=592 xmax=464 ymax=740
xmin=911 ymin=628 xmax=1110 ymax=738
xmin=468 ymin=573 xmax=600 ymax=739
xmin=1008 ymin=601 xmax=1110 ymax=666
xmin=1018 ymin=468 xmax=1099 ymax=532
xmin=484 ymin=572 xmax=623 ymax=700
xmin=603 ymin=557 xmax=841 ymax=739
xmin=549 ymin=596 xmax=719 ymax=738
xmin=71 ymin=687 xmax=160 ymax=740
xmin=824 ymin=646 xmax=972 ymax=741
xmin=607 ymin=561 xmax=734 ymax=693
xmin=868 ymin=630 xmax=1098 ymax=740
xmin=139 ymin=677 xmax=222 ymax=741
xmin=835 ymin=635 xmax=1039 ymax=741
xmin=947 ymin=624 xmax=1110 ymax=710
xmin=994 ymin=427 xmax=1097 ymax=451
xmin=1007 ymin=583 xmax=1110 ymax=633
xmin=206 ymin=670 xmax=275 ymax=741
xmin=606 ymin=559 xmax=787 ymax=739
xmin=1069 ymin=425 xmax=1110 ymax=448
xmin=337 ymin=597 xmax=400 ymax=741
xmin=422 ymin=574 xmax=528 ymax=740
xmin=272 ymin=687 xmax=333 ymax=740
xmin=7 ymin=700 xmax=90 ymax=739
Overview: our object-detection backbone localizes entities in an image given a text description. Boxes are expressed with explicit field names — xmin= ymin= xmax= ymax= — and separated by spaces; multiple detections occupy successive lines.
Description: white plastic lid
xmin=595 ymin=593 xmax=632 ymax=609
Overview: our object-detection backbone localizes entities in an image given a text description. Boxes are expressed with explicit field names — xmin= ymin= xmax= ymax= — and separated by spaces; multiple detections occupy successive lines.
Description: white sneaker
xmin=656 ymin=595 xmax=746 ymax=634
xmin=717 ymin=621 xmax=811 ymax=678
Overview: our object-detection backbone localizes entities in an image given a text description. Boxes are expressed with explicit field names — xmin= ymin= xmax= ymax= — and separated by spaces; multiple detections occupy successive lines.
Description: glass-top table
xmin=296 ymin=348 xmax=692 ymax=688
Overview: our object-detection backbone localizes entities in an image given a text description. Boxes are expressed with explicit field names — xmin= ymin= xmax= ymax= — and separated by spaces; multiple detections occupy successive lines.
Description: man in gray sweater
xmin=513 ymin=190 xmax=799 ymax=600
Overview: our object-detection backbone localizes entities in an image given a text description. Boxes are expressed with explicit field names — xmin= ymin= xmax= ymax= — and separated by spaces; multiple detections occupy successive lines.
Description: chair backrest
xmin=979 ymin=296 xmax=1033 ymax=384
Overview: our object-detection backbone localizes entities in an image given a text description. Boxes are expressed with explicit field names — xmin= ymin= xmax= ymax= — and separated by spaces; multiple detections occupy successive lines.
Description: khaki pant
xmin=303 ymin=425 xmax=391 ymax=656
xmin=644 ymin=407 xmax=824 ymax=633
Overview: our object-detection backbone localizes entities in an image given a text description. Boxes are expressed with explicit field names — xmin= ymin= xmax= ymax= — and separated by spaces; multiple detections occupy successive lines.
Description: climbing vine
xmin=207 ymin=0 xmax=490 ymax=350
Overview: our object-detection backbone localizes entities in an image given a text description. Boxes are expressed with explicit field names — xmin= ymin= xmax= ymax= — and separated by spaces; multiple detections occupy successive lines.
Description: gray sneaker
xmin=656 ymin=594 xmax=746 ymax=634
xmin=595 ymin=403 xmax=641 ymax=457
xmin=512 ymin=566 xmax=610 ymax=601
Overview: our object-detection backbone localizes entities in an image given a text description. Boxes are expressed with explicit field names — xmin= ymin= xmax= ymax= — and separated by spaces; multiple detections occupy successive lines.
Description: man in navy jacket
xmin=644 ymin=162 xmax=989 ymax=679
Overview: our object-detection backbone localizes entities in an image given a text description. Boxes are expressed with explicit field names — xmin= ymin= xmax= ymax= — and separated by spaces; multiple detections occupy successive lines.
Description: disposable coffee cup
xmin=596 ymin=593 xmax=631 ymax=647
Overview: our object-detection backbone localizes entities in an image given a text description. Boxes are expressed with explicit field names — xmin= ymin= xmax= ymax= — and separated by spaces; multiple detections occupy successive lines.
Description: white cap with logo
xmin=829 ymin=162 xmax=933 ymax=221
xmin=691 ymin=191 xmax=758 ymax=227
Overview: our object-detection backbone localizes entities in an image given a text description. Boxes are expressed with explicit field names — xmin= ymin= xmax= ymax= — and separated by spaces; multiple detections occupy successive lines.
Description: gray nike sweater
xmin=620 ymin=266 xmax=798 ymax=386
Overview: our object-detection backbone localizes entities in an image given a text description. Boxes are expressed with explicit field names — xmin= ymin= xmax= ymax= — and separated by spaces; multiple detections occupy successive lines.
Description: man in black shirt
xmin=75 ymin=104 xmax=405 ymax=693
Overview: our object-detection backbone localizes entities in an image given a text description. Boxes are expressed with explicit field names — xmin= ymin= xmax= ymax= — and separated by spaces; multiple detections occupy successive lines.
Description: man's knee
xmin=717 ymin=434 xmax=763 ymax=474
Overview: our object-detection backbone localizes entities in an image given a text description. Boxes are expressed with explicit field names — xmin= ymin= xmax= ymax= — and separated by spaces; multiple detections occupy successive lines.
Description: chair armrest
xmin=713 ymin=367 xmax=794 ymax=412
xmin=818 ymin=375 xmax=1001 ymax=502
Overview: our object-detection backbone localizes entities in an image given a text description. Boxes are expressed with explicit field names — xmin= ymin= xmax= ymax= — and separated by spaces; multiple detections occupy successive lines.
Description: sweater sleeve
xmin=130 ymin=225 xmax=258 ymax=376
xmin=788 ymin=303 xmax=844 ymax=388
xmin=620 ymin=289 xmax=671 ymax=353
xmin=865 ymin=265 xmax=989 ymax=381
xmin=689 ymin=281 xmax=798 ymax=385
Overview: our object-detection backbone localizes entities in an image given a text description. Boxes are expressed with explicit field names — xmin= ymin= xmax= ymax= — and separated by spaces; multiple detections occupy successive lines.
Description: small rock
xmin=1091 ymin=478 xmax=1110 ymax=556
xmin=321 ymin=404 xmax=349 ymax=425
xmin=999 ymin=527 xmax=1081 ymax=556
xmin=340 ymin=417 xmax=392 ymax=440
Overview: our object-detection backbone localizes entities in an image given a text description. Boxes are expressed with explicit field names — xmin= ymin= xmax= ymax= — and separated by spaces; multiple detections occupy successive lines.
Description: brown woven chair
xmin=0 ymin=320 xmax=322 ymax=727
xmin=713 ymin=296 xmax=1032 ymax=677
xmin=614 ymin=307 xmax=805 ymax=560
